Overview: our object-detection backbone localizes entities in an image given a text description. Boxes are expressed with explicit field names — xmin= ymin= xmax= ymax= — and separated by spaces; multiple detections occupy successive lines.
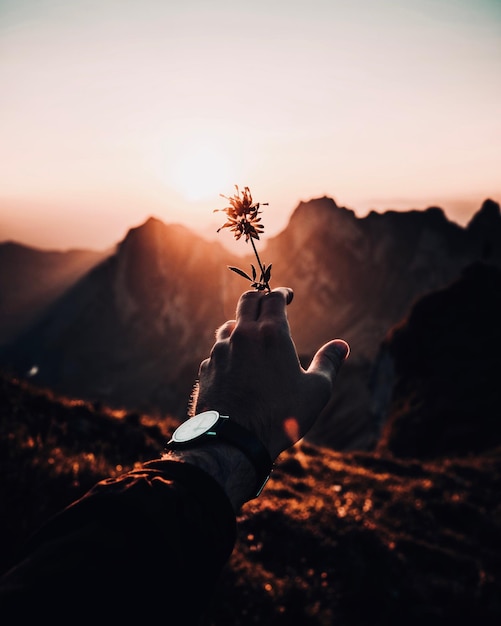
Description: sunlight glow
xmin=170 ymin=143 xmax=235 ymax=201
xmin=0 ymin=0 xmax=500 ymax=250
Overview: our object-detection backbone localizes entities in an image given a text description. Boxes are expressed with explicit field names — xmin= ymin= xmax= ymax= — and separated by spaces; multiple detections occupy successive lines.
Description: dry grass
xmin=1 ymin=372 xmax=500 ymax=625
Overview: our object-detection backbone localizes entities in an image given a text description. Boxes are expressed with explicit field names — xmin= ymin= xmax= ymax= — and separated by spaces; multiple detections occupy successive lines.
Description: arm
xmin=0 ymin=460 xmax=236 ymax=623
xmin=164 ymin=287 xmax=349 ymax=509
xmin=0 ymin=287 xmax=348 ymax=622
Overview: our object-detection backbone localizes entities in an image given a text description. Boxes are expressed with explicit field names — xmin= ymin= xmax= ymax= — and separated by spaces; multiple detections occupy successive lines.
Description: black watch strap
xmin=217 ymin=416 xmax=273 ymax=496
xmin=168 ymin=413 xmax=273 ymax=498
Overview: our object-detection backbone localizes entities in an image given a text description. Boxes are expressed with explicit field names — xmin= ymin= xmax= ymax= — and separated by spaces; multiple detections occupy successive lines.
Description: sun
xmin=170 ymin=143 xmax=235 ymax=201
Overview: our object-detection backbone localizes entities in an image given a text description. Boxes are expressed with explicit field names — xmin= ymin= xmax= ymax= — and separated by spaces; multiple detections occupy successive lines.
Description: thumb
xmin=307 ymin=339 xmax=350 ymax=383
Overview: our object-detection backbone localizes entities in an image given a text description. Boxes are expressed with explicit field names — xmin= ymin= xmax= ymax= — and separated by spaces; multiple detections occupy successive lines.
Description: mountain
xmin=0 ymin=242 xmax=109 ymax=346
xmin=257 ymin=197 xmax=501 ymax=449
xmin=259 ymin=197 xmax=499 ymax=361
xmin=373 ymin=261 xmax=501 ymax=459
xmin=0 ymin=218 xmax=234 ymax=415
xmin=2 ymin=230 xmax=501 ymax=623
xmin=0 ymin=198 xmax=500 ymax=448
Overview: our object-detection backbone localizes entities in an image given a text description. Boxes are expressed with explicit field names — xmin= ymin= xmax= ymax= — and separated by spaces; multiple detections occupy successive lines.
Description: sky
xmin=1 ymin=0 xmax=500 ymax=251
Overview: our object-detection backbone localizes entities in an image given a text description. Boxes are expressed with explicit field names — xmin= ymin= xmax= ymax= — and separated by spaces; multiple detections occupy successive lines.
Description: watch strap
xmin=217 ymin=416 xmax=273 ymax=497
xmin=168 ymin=413 xmax=273 ymax=498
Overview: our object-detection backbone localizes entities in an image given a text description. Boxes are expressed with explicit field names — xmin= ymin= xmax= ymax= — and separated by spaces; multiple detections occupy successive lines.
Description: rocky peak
xmin=119 ymin=217 xmax=190 ymax=261
xmin=466 ymin=199 xmax=501 ymax=261
xmin=466 ymin=198 xmax=501 ymax=237
xmin=115 ymin=217 xmax=224 ymax=316
xmin=467 ymin=198 xmax=501 ymax=229
xmin=288 ymin=196 xmax=360 ymax=242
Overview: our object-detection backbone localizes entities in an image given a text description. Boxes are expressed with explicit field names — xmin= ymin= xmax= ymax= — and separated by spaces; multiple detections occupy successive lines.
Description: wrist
xmin=166 ymin=411 xmax=274 ymax=502
xmin=162 ymin=444 xmax=258 ymax=511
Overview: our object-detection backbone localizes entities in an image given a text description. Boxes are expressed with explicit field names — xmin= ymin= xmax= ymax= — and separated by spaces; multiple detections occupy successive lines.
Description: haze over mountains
xmin=1 ymin=196 xmax=500 ymax=450
xmin=0 ymin=243 xmax=109 ymax=346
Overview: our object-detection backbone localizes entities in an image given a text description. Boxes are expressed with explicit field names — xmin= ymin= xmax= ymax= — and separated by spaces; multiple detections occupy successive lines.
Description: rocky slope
xmin=258 ymin=197 xmax=500 ymax=361
xmin=0 ymin=219 xmax=233 ymax=416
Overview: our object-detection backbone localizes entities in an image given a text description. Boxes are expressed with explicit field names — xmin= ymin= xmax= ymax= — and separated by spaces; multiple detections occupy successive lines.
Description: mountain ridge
xmin=1 ymin=196 xmax=499 ymax=449
xmin=2 ymin=198 xmax=500 ymax=623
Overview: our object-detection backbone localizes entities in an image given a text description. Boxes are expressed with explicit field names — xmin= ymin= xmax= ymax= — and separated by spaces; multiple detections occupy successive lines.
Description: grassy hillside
xmin=0 ymin=372 xmax=173 ymax=573
xmin=1 ymin=372 xmax=499 ymax=625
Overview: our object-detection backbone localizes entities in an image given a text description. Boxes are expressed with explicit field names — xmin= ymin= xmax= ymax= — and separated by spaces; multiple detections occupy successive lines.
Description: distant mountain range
xmin=1 ymin=196 xmax=500 ymax=450
xmin=0 ymin=242 xmax=109 ymax=345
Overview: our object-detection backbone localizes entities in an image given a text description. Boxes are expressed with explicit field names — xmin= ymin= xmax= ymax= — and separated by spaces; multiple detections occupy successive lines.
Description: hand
xmin=194 ymin=287 xmax=349 ymax=460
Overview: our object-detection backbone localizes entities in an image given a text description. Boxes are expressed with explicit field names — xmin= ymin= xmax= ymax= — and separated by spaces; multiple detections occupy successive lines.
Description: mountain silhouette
xmin=0 ymin=242 xmax=108 ymax=346
xmin=1 ymin=197 xmax=500 ymax=448
xmin=262 ymin=197 xmax=499 ymax=361
xmin=257 ymin=197 xmax=501 ymax=449
xmin=0 ymin=218 xmax=235 ymax=416
xmin=374 ymin=261 xmax=501 ymax=458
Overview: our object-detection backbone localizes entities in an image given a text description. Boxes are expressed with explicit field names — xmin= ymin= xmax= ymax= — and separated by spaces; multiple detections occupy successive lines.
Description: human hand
xmin=193 ymin=287 xmax=349 ymax=460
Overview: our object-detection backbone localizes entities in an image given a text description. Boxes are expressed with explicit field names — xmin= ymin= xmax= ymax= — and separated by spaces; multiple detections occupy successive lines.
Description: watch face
xmin=172 ymin=410 xmax=220 ymax=443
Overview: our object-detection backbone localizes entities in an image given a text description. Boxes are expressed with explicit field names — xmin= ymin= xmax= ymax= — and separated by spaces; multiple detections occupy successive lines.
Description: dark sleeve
xmin=0 ymin=460 xmax=236 ymax=625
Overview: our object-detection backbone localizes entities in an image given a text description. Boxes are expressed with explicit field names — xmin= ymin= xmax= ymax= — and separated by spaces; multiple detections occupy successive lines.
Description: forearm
xmin=0 ymin=459 xmax=237 ymax=622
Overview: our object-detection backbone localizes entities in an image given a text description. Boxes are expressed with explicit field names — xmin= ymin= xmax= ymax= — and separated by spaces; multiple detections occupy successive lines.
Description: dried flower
xmin=215 ymin=185 xmax=272 ymax=291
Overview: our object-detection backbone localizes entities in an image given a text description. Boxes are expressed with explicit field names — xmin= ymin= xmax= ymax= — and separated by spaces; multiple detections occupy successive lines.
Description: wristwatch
xmin=167 ymin=410 xmax=273 ymax=498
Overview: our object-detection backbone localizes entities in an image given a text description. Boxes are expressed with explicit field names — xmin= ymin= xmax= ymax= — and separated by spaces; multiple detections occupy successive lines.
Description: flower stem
xmin=250 ymin=237 xmax=271 ymax=292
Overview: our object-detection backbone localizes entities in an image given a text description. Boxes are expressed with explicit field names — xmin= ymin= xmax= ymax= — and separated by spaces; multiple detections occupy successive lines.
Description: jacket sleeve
xmin=0 ymin=460 xmax=236 ymax=625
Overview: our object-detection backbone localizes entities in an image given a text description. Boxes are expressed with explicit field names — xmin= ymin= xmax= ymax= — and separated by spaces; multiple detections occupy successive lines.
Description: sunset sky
xmin=1 ymin=0 xmax=500 ymax=251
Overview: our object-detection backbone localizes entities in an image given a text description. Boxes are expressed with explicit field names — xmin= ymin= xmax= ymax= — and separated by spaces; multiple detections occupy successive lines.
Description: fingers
xmin=236 ymin=287 xmax=294 ymax=322
xmin=260 ymin=288 xmax=294 ymax=319
xmin=215 ymin=320 xmax=235 ymax=341
xmin=307 ymin=339 xmax=350 ymax=382
xmin=273 ymin=287 xmax=294 ymax=305
xmin=236 ymin=290 xmax=262 ymax=321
